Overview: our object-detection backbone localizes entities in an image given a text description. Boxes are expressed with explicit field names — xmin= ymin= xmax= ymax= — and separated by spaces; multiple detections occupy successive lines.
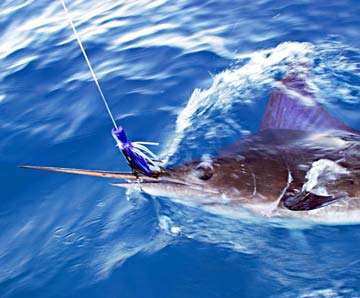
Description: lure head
xmin=112 ymin=126 xmax=128 ymax=144
xmin=111 ymin=126 xmax=159 ymax=177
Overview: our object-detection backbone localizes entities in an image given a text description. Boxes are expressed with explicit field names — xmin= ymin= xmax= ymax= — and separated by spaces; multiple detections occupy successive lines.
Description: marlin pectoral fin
xmin=283 ymin=191 xmax=339 ymax=211
xmin=19 ymin=165 xmax=140 ymax=181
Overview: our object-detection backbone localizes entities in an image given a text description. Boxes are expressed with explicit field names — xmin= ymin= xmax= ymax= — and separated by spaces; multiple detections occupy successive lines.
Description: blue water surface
xmin=1 ymin=0 xmax=360 ymax=297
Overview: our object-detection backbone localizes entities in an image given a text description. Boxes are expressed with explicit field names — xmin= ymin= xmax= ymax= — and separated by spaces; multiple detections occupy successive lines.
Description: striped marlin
xmin=20 ymin=69 xmax=360 ymax=223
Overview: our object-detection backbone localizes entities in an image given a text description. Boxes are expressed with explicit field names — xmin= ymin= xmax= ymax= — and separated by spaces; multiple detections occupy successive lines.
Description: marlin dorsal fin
xmin=259 ymin=68 xmax=357 ymax=134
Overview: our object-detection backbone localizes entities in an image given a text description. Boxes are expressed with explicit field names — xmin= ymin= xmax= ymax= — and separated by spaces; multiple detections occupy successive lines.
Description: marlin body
xmin=21 ymin=69 xmax=360 ymax=223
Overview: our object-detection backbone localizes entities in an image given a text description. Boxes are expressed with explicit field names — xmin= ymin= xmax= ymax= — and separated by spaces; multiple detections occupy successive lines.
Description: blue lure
xmin=112 ymin=126 xmax=162 ymax=177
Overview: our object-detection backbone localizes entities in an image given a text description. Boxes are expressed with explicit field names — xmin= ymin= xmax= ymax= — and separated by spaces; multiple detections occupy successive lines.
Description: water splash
xmin=162 ymin=42 xmax=315 ymax=162
xmin=302 ymin=159 xmax=349 ymax=196
xmin=162 ymin=41 xmax=360 ymax=164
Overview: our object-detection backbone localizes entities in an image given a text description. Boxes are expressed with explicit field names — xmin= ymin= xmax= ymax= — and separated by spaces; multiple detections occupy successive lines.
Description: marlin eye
xmin=195 ymin=162 xmax=213 ymax=180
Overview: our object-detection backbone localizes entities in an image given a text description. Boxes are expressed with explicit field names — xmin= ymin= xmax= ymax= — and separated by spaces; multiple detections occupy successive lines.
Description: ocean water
xmin=1 ymin=0 xmax=360 ymax=297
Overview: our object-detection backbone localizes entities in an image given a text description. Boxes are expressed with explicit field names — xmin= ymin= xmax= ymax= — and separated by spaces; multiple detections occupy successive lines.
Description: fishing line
xmin=59 ymin=0 xmax=162 ymax=177
xmin=60 ymin=0 xmax=117 ymax=128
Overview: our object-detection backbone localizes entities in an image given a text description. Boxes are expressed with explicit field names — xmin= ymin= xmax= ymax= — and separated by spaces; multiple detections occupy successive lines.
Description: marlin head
xmin=19 ymin=151 xmax=284 ymax=210
xmin=18 ymin=162 xmax=227 ymax=207
xmin=112 ymin=157 xmax=259 ymax=206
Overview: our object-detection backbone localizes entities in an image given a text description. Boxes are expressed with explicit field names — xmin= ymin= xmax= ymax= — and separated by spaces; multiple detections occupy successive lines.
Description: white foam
xmin=302 ymin=159 xmax=348 ymax=196
xmin=159 ymin=215 xmax=181 ymax=234
xmin=162 ymin=42 xmax=314 ymax=161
